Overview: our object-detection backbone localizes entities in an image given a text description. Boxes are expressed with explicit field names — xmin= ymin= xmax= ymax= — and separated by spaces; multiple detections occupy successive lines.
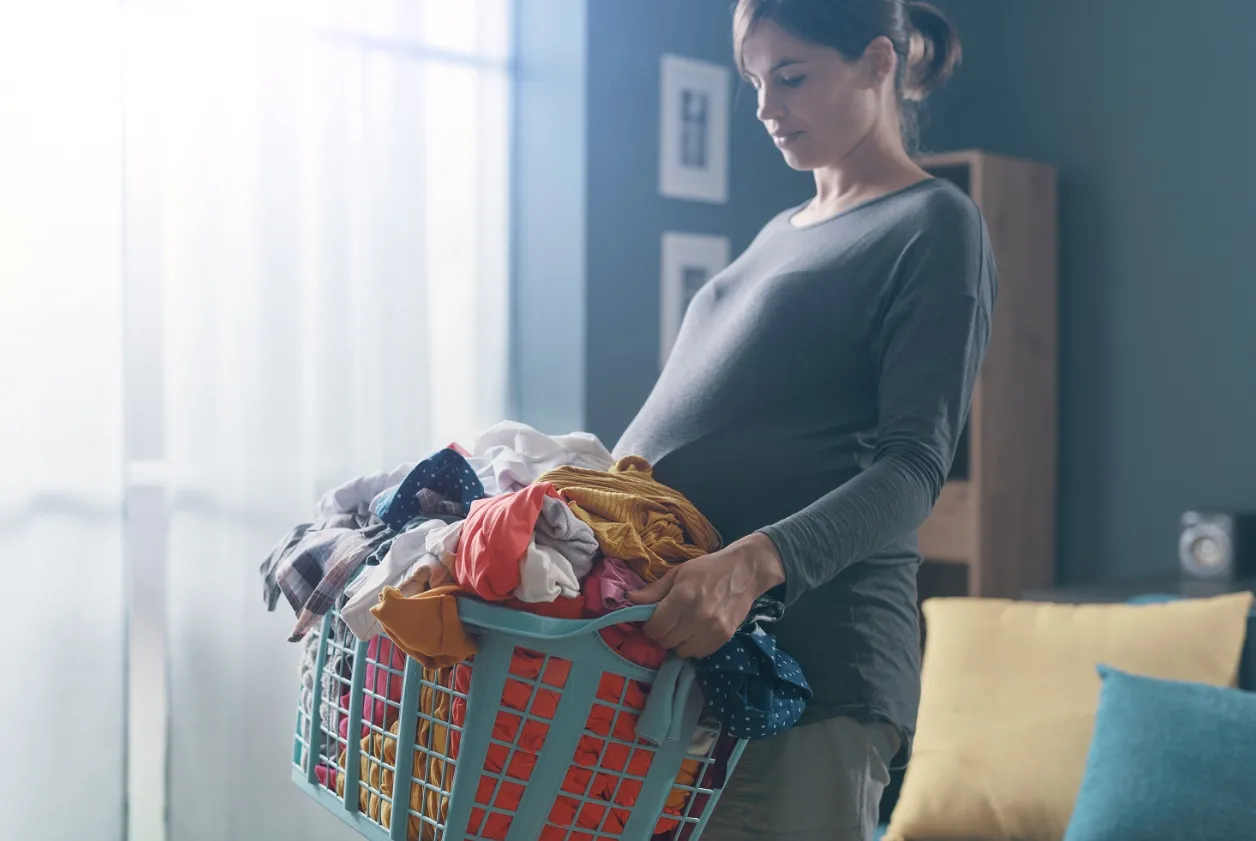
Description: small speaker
xmin=1178 ymin=510 xmax=1256 ymax=581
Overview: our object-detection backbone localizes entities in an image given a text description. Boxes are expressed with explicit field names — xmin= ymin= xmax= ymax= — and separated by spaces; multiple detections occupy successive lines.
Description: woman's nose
xmin=756 ymin=86 xmax=784 ymax=124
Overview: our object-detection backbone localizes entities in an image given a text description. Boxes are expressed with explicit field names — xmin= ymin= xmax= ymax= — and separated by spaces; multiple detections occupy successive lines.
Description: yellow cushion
xmin=885 ymin=592 xmax=1254 ymax=841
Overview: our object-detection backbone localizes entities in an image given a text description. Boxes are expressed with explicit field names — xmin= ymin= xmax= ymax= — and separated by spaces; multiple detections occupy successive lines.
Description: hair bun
xmin=902 ymin=1 xmax=962 ymax=102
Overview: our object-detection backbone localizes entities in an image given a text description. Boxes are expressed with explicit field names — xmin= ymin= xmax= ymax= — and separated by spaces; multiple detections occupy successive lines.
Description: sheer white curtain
xmin=0 ymin=5 xmax=126 ymax=840
xmin=1 ymin=1 xmax=513 ymax=839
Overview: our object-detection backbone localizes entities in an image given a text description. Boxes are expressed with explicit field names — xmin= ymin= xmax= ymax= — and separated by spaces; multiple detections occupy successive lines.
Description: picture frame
xmin=658 ymin=54 xmax=730 ymax=204
xmin=659 ymin=232 xmax=731 ymax=367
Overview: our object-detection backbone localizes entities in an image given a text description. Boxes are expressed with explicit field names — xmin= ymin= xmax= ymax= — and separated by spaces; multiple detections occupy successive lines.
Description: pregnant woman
xmin=618 ymin=1 xmax=996 ymax=838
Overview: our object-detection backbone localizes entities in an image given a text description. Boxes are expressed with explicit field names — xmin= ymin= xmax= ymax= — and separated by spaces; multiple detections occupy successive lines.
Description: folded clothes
xmin=537 ymin=456 xmax=721 ymax=582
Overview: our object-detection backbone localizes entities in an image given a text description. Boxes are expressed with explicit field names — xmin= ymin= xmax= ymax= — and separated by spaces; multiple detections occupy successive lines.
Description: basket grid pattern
xmin=292 ymin=597 xmax=745 ymax=841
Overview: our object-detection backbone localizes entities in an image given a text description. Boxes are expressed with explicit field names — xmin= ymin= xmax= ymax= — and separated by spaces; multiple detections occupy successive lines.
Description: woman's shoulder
xmin=910 ymin=177 xmax=985 ymax=235
xmin=894 ymin=179 xmax=996 ymax=305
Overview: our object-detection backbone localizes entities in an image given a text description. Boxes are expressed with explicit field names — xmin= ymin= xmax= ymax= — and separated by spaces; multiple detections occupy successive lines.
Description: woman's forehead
xmin=740 ymin=21 xmax=824 ymax=72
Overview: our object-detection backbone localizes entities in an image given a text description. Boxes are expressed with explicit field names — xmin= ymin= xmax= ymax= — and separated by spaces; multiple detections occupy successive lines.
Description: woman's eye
xmin=779 ymin=75 xmax=806 ymax=89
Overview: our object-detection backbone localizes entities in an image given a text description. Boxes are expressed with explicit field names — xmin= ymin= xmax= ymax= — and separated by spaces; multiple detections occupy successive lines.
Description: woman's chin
xmin=778 ymin=146 xmax=819 ymax=172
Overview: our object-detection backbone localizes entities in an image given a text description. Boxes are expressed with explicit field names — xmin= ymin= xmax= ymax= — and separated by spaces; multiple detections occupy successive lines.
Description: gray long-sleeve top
xmin=614 ymin=178 xmax=996 ymax=759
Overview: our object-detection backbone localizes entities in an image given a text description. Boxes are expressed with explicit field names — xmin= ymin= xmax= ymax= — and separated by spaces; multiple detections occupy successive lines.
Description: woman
xmin=617 ymin=1 xmax=995 ymax=838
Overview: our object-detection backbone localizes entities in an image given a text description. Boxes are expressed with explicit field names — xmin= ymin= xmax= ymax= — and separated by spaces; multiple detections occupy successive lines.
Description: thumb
xmin=626 ymin=569 xmax=676 ymax=605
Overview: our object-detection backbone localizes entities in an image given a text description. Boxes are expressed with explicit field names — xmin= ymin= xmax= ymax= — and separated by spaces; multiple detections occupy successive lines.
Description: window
xmin=0 ymin=2 xmax=514 ymax=838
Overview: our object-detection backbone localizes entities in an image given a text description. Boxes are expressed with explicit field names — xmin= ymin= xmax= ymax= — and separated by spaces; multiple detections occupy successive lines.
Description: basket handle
xmin=456 ymin=599 xmax=658 ymax=641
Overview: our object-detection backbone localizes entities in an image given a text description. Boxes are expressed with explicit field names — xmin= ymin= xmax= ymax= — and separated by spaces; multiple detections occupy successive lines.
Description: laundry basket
xmin=292 ymin=596 xmax=747 ymax=841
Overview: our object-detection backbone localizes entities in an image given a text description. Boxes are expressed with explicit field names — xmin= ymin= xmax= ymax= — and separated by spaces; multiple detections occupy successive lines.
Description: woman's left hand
xmin=626 ymin=532 xmax=786 ymax=659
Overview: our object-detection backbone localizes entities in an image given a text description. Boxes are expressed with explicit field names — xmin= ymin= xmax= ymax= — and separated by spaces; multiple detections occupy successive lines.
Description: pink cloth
xmin=315 ymin=636 xmax=407 ymax=790
xmin=583 ymin=557 xmax=664 ymax=669
xmin=338 ymin=636 xmax=407 ymax=743
xmin=583 ymin=555 xmax=648 ymax=615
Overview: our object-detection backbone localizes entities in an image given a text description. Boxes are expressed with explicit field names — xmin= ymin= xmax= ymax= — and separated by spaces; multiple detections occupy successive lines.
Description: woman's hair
xmin=733 ymin=0 xmax=962 ymax=150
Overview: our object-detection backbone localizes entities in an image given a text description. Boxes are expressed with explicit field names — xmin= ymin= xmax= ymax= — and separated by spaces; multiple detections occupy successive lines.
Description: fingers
xmin=626 ymin=569 xmax=675 ymax=605
xmin=643 ymin=586 xmax=684 ymax=646
xmin=635 ymin=563 xmax=740 ymax=660
xmin=675 ymin=632 xmax=727 ymax=661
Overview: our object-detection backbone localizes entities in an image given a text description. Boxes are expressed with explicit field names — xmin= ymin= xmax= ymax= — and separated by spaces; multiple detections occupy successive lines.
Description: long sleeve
xmin=759 ymin=203 xmax=996 ymax=606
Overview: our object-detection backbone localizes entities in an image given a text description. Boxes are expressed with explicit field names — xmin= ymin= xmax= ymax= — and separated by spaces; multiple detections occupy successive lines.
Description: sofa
xmin=871 ymin=590 xmax=1256 ymax=841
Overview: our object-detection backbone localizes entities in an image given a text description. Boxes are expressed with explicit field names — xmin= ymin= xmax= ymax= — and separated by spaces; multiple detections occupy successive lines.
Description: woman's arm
xmin=760 ymin=203 xmax=995 ymax=605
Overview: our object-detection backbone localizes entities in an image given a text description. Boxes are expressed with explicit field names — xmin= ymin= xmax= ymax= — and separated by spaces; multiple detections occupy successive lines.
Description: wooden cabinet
xmin=914 ymin=150 xmax=1059 ymax=599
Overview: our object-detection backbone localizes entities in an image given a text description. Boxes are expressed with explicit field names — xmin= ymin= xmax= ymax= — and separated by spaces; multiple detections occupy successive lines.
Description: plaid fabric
xmin=288 ymin=522 xmax=390 ymax=642
xmin=260 ymin=509 xmax=373 ymax=613
xmin=265 ymin=447 xmax=485 ymax=642
xmin=288 ymin=484 xmax=477 ymax=642
xmin=374 ymin=448 xmax=485 ymax=530
xmin=260 ymin=522 xmax=312 ymax=611
xmin=266 ymin=527 xmax=349 ymax=615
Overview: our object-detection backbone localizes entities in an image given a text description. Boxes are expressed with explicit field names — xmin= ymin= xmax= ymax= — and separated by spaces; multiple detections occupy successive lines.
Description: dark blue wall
xmin=576 ymin=0 xmax=1256 ymax=587
xmin=928 ymin=0 xmax=1256 ymax=585
xmin=582 ymin=0 xmax=811 ymax=443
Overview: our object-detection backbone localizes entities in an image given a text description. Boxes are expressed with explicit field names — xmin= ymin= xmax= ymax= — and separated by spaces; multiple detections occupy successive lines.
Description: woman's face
xmin=739 ymin=20 xmax=893 ymax=171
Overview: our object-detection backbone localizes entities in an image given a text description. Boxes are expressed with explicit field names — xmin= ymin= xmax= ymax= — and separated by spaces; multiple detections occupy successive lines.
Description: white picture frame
xmin=658 ymin=54 xmax=730 ymax=204
xmin=660 ymin=232 xmax=731 ymax=368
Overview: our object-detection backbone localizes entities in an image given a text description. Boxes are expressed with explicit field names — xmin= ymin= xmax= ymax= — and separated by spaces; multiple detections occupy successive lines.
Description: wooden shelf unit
xmin=914 ymin=150 xmax=1059 ymax=600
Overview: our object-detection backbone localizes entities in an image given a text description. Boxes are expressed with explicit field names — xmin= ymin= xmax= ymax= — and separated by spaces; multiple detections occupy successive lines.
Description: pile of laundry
xmin=262 ymin=421 xmax=812 ymax=838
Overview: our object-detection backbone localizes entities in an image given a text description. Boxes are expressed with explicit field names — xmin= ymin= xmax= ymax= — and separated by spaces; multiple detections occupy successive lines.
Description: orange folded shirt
xmin=371 ymin=584 xmax=586 ymax=670
xmin=371 ymin=585 xmax=477 ymax=669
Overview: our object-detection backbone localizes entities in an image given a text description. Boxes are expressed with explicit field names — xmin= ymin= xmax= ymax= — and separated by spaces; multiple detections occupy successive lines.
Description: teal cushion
xmin=1064 ymin=665 xmax=1256 ymax=841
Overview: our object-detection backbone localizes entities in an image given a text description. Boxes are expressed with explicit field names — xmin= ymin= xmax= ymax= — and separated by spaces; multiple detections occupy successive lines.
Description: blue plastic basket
xmin=292 ymin=595 xmax=746 ymax=841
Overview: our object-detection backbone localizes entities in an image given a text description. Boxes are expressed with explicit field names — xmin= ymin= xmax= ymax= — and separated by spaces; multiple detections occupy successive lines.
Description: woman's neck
xmin=809 ymin=118 xmax=924 ymax=214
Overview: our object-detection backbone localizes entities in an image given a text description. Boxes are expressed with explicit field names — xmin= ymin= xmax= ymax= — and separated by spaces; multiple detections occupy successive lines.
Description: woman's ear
xmin=861 ymin=36 xmax=898 ymax=90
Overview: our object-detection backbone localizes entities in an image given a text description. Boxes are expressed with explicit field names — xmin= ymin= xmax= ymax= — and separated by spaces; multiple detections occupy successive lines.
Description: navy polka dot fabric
xmin=697 ymin=628 xmax=812 ymax=740
xmin=374 ymin=449 xmax=485 ymax=531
